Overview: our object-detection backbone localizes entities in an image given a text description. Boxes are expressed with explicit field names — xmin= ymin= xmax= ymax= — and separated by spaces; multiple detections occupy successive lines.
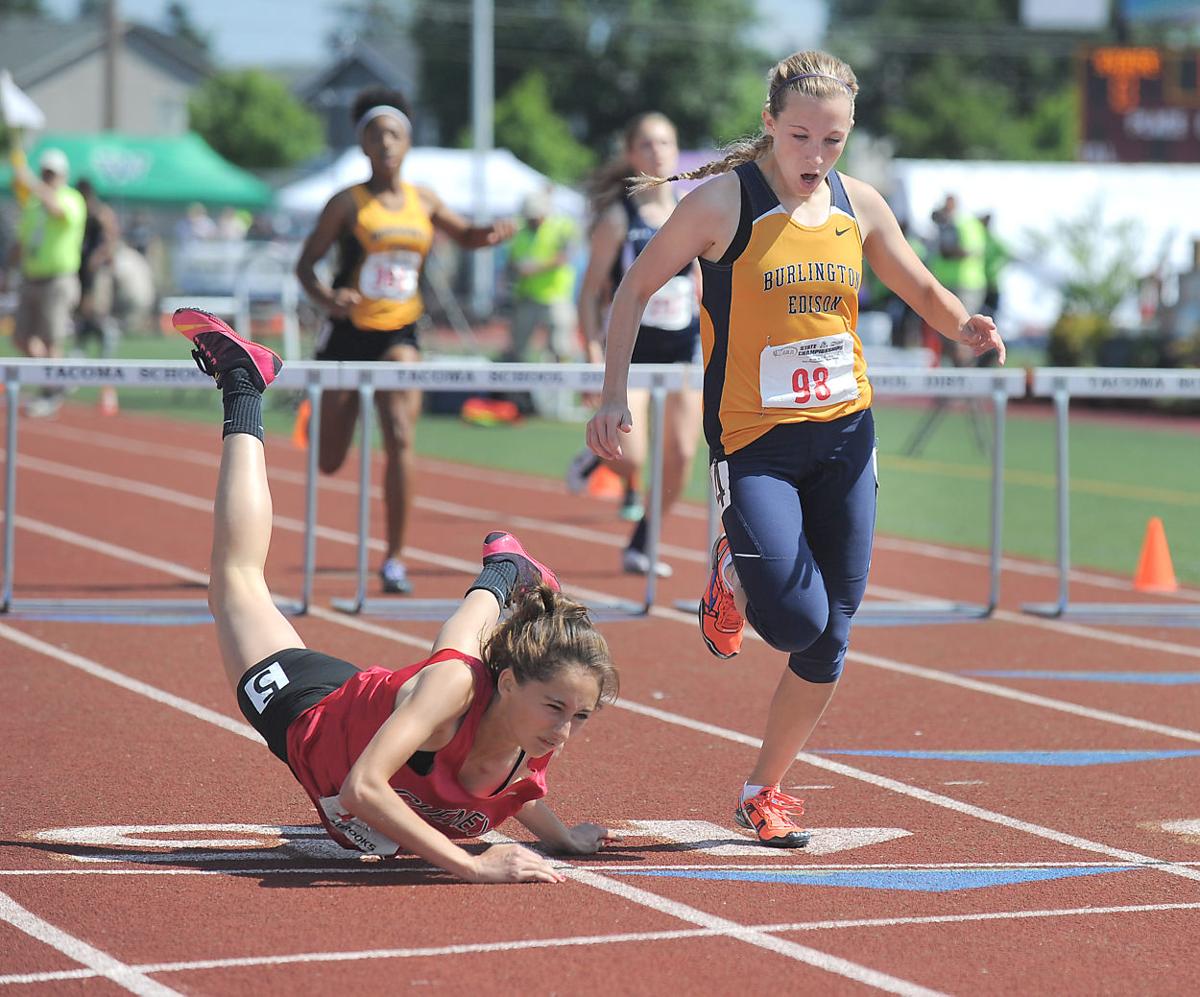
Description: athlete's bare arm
xmin=846 ymin=176 xmax=1006 ymax=364
xmin=577 ymin=204 xmax=626 ymax=364
xmin=294 ymin=189 xmax=360 ymax=317
xmin=587 ymin=173 xmax=740 ymax=459
xmin=339 ymin=659 xmax=566 ymax=884
xmin=417 ymin=186 xmax=517 ymax=249
xmin=515 ymin=798 xmax=611 ymax=854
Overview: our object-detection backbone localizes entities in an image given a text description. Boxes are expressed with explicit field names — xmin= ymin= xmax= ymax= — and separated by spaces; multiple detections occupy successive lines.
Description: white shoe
xmin=622 ymin=547 xmax=673 ymax=578
xmin=566 ymin=447 xmax=600 ymax=494
xmin=23 ymin=395 xmax=63 ymax=418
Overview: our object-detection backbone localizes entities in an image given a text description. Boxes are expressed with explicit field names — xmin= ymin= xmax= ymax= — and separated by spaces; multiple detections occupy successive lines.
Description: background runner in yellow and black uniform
xmin=297 ymin=87 xmax=515 ymax=595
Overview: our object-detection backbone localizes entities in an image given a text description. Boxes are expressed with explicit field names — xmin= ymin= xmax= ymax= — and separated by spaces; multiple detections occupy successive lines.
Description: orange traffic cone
xmin=291 ymin=398 xmax=311 ymax=450
xmin=1133 ymin=517 xmax=1177 ymax=593
xmin=587 ymin=462 xmax=625 ymax=499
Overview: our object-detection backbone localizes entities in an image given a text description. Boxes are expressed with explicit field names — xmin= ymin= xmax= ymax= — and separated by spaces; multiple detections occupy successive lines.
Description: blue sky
xmin=44 ymin=0 xmax=825 ymax=69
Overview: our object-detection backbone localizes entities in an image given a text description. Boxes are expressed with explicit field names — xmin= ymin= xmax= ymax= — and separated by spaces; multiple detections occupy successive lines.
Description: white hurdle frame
xmin=0 ymin=358 xmax=331 ymax=622
xmin=329 ymin=361 xmax=685 ymax=621
xmin=1022 ymin=367 xmax=1200 ymax=626
xmin=674 ymin=368 xmax=1027 ymax=624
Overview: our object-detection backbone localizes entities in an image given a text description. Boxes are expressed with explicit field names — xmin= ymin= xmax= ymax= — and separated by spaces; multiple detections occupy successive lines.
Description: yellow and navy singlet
xmin=333 ymin=182 xmax=434 ymax=331
xmin=698 ymin=162 xmax=872 ymax=458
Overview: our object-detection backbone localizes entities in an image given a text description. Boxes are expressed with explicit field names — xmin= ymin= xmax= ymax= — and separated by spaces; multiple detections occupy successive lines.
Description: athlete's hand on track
xmin=328 ymin=287 xmax=362 ymax=318
xmin=561 ymin=823 xmax=613 ymax=854
xmin=586 ymin=400 xmax=632 ymax=460
xmin=471 ymin=843 xmax=566 ymax=884
xmin=959 ymin=314 xmax=1006 ymax=365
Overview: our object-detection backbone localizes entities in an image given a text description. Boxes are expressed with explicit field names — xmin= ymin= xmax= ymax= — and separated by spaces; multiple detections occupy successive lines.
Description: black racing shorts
xmin=630 ymin=320 xmax=701 ymax=366
xmin=236 ymin=648 xmax=361 ymax=764
xmin=314 ymin=318 xmax=419 ymax=362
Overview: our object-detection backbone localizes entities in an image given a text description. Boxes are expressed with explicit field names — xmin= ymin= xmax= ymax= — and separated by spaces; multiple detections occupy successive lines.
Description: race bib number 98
xmin=759 ymin=332 xmax=859 ymax=409
xmin=359 ymin=250 xmax=421 ymax=301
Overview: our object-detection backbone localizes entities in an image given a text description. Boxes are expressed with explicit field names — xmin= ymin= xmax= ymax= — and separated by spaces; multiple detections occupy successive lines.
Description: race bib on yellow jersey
xmin=359 ymin=250 xmax=422 ymax=301
xmin=643 ymin=275 xmax=695 ymax=331
xmin=318 ymin=794 xmax=400 ymax=856
xmin=759 ymin=331 xmax=859 ymax=409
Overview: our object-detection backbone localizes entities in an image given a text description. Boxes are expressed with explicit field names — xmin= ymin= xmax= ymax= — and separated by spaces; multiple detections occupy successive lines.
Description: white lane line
xmin=0 ymin=622 xmax=259 ymax=743
xmin=13 ymin=434 xmax=1200 ymax=626
xmin=616 ymin=699 xmax=1200 ymax=886
xmin=846 ymin=648 xmax=1200 ymax=744
xmin=0 ymin=892 xmax=182 ymax=996
xmin=764 ymin=899 xmax=1200 ymax=933
xmin=4 ymin=899 xmax=1198 ymax=988
xmin=16 ymin=502 xmax=1200 ymax=750
xmin=14 ymin=443 xmax=1200 ymax=737
xmin=28 ymin=419 xmax=1200 ymax=603
xmin=7 ymin=515 xmax=1200 ymax=882
xmin=7 ymin=601 xmax=1199 ymax=894
xmin=567 ymin=866 xmax=945 ymax=996
xmin=7 ymin=860 xmax=1198 ymax=876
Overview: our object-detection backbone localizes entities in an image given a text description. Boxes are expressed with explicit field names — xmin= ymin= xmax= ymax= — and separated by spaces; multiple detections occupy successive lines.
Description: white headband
xmin=355 ymin=105 xmax=412 ymax=142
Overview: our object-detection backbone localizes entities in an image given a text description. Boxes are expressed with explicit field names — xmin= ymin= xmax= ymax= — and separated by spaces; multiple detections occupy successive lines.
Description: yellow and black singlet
xmin=698 ymin=162 xmax=872 ymax=458
xmin=333 ymin=182 xmax=434 ymax=331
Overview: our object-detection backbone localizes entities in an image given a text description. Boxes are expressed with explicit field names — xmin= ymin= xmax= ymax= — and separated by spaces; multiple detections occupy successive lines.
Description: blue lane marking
xmin=966 ymin=670 xmax=1200 ymax=685
xmin=8 ymin=614 xmax=213 ymax=626
xmin=616 ymin=866 xmax=1136 ymax=892
xmin=813 ymin=749 xmax=1200 ymax=766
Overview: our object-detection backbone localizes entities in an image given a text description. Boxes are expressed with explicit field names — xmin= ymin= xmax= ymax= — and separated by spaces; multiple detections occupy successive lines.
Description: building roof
xmin=0 ymin=15 xmax=211 ymax=88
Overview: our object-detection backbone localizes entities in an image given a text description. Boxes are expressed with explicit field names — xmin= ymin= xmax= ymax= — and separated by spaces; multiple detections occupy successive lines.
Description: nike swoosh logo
xmin=835 ymin=226 xmax=852 ymax=236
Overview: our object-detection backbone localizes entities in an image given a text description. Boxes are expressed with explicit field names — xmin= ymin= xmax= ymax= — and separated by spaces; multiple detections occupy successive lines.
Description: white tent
xmin=276 ymin=146 xmax=584 ymax=221
xmin=889 ymin=159 xmax=1200 ymax=337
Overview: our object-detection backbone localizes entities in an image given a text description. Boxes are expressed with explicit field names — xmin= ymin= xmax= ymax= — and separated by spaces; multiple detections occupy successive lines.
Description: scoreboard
xmin=1080 ymin=46 xmax=1200 ymax=162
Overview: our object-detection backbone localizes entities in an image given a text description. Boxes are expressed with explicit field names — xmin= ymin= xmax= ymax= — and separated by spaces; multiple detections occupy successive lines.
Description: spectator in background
xmin=6 ymin=148 xmax=86 ymax=416
xmin=504 ymin=189 xmax=579 ymax=364
xmin=979 ymin=212 xmax=1010 ymax=315
xmin=176 ymin=202 xmax=217 ymax=242
xmin=217 ymin=206 xmax=250 ymax=241
xmin=75 ymin=178 xmax=122 ymax=415
xmin=926 ymin=195 xmax=987 ymax=366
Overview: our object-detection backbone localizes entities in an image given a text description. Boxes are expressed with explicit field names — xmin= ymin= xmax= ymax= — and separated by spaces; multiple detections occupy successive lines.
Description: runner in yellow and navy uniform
xmin=587 ymin=51 xmax=1005 ymax=849
xmin=297 ymin=87 xmax=516 ymax=595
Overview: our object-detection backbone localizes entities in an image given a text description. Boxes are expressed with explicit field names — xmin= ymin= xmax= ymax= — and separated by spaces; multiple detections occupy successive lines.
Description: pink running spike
xmin=173 ymin=307 xmax=282 ymax=390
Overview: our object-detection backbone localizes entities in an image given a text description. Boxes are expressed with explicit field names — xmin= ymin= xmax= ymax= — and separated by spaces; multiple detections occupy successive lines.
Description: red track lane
xmin=3 ymin=401 xmax=1200 ymax=994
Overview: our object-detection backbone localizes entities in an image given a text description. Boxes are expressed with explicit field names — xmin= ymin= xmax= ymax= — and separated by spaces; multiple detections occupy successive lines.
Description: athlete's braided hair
xmin=631 ymin=50 xmax=858 ymax=194
xmin=481 ymin=585 xmax=619 ymax=707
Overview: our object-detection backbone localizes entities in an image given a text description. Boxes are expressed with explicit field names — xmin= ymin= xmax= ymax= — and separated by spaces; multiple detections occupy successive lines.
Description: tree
xmin=163 ymin=1 xmax=212 ymax=55
xmin=486 ymin=71 xmax=596 ymax=183
xmin=0 ymin=0 xmax=44 ymax=14
xmin=189 ymin=70 xmax=324 ymax=170
xmin=826 ymin=0 xmax=1088 ymax=160
xmin=409 ymin=0 xmax=768 ymax=153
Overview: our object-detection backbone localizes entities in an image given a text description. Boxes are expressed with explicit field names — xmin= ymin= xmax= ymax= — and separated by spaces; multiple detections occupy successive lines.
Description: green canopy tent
xmin=0 ymin=131 xmax=272 ymax=209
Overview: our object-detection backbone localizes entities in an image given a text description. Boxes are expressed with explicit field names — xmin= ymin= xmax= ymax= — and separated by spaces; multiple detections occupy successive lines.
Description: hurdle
xmin=330 ymin=361 xmax=687 ymax=621
xmin=0 ymin=357 xmax=331 ymax=622
xmin=1022 ymin=367 xmax=1200 ymax=626
xmin=674 ymin=367 xmax=1025 ymax=624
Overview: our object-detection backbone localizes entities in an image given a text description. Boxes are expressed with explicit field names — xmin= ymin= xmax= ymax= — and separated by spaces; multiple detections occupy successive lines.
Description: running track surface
xmin=2 ymin=403 xmax=1199 ymax=996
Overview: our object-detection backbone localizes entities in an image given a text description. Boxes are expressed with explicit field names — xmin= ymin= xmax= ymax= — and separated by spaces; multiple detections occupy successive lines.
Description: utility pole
xmin=470 ymin=0 xmax=494 ymax=318
xmin=104 ymin=0 xmax=121 ymax=131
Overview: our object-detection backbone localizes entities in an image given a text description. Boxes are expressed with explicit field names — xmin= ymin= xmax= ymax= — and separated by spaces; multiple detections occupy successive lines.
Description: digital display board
xmin=1080 ymin=46 xmax=1200 ymax=161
